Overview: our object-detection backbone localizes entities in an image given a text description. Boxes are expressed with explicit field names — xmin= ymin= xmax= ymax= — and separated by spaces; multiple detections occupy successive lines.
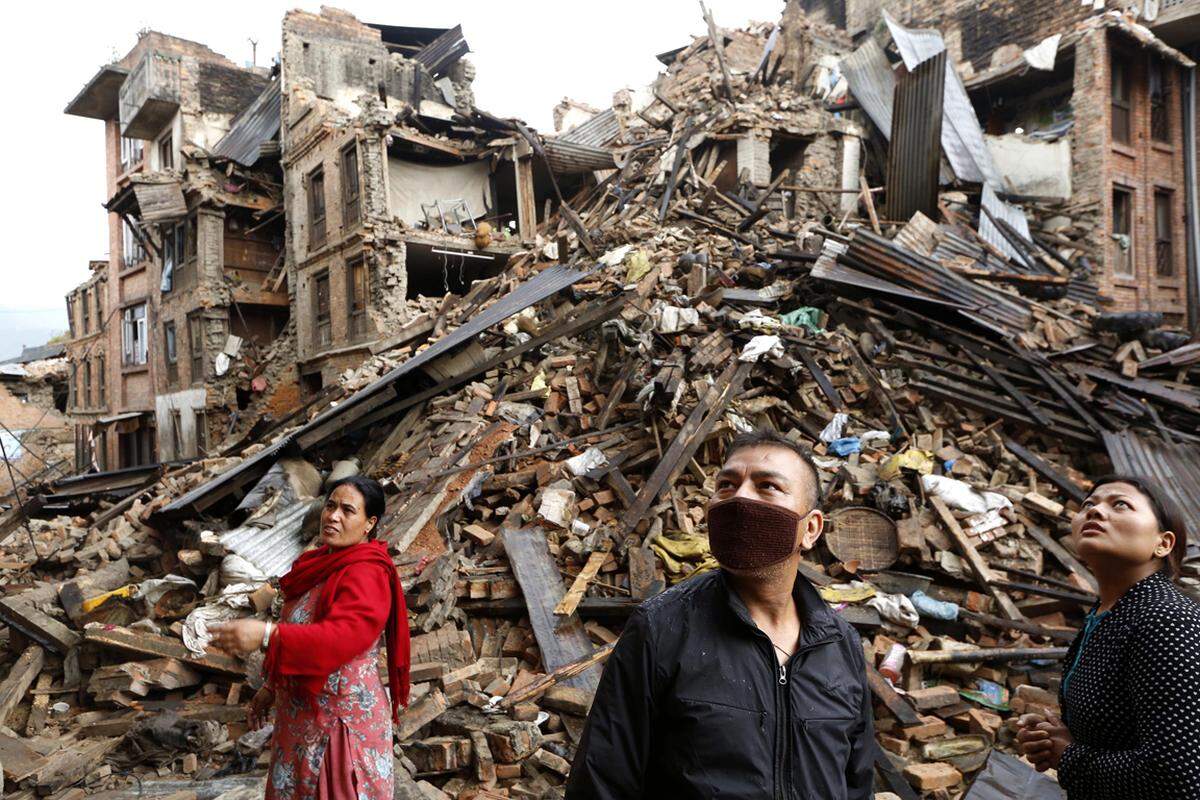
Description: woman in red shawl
xmin=211 ymin=475 xmax=410 ymax=800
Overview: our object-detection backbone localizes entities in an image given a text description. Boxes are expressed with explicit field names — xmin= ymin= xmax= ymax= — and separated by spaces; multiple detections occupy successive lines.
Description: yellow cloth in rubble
xmin=817 ymin=582 xmax=877 ymax=603
xmin=878 ymin=448 xmax=934 ymax=481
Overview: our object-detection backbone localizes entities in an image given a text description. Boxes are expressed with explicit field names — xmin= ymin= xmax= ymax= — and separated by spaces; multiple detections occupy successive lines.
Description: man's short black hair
xmin=724 ymin=429 xmax=824 ymax=510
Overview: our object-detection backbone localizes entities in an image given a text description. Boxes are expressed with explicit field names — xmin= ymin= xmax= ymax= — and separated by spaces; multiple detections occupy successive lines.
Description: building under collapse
xmin=804 ymin=0 xmax=1200 ymax=325
xmin=3 ymin=3 xmax=1198 ymax=798
xmin=64 ymin=31 xmax=282 ymax=471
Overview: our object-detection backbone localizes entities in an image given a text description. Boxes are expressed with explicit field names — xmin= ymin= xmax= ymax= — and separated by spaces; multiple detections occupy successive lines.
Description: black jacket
xmin=565 ymin=569 xmax=875 ymax=800
xmin=1057 ymin=570 xmax=1200 ymax=799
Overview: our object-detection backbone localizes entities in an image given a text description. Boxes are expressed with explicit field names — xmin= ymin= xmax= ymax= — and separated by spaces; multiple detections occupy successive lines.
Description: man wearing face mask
xmin=565 ymin=429 xmax=875 ymax=800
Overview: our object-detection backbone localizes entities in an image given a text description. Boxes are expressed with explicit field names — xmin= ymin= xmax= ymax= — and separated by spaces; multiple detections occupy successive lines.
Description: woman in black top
xmin=1017 ymin=474 xmax=1200 ymax=798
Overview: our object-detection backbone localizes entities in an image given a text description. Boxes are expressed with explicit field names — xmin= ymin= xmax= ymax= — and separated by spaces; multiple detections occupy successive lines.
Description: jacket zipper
xmin=767 ymin=633 xmax=845 ymax=800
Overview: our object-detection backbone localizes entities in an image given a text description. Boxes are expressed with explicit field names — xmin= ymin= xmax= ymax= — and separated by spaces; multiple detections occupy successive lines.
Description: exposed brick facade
xmin=65 ymin=31 xmax=282 ymax=469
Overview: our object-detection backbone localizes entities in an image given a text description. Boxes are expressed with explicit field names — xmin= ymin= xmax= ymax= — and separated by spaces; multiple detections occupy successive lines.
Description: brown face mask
xmin=707 ymin=496 xmax=803 ymax=571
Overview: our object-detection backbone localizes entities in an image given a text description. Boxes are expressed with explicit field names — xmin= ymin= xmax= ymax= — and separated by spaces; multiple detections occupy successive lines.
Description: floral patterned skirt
xmin=265 ymin=588 xmax=394 ymax=800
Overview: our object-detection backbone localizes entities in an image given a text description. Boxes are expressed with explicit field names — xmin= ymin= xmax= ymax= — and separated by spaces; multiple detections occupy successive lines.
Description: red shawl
xmin=264 ymin=539 xmax=410 ymax=719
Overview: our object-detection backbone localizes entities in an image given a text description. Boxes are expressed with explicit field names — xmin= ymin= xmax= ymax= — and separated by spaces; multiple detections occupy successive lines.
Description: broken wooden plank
xmin=617 ymin=361 xmax=750 ymax=540
xmin=907 ymin=646 xmax=1068 ymax=665
xmin=554 ymin=544 xmax=611 ymax=617
xmin=866 ymin=666 xmax=921 ymax=727
xmin=0 ymin=731 xmax=47 ymax=783
xmin=501 ymin=644 xmax=615 ymax=708
xmin=0 ymin=598 xmax=80 ymax=654
xmin=502 ymin=527 xmax=600 ymax=692
xmin=930 ymin=497 xmax=1023 ymax=621
xmin=1001 ymin=437 xmax=1087 ymax=503
xmin=82 ymin=624 xmax=243 ymax=676
xmin=1023 ymin=519 xmax=1099 ymax=594
xmin=34 ymin=737 xmax=121 ymax=796
xmin=0 ymin=645 xmax=44 ymax=725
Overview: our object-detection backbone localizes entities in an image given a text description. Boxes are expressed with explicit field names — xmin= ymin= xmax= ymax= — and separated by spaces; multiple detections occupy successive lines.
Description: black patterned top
xmin=1057 ymin=570 xmax=1200 ymax=799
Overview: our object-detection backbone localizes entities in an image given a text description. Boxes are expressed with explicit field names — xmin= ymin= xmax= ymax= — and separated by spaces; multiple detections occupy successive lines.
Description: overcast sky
xmin=0 ymin=0 xmax=782 ymax=359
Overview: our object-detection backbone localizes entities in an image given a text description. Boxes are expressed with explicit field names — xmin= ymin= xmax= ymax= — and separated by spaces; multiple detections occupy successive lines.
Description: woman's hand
xmin=209 ymin=619 xmax=269 ymax=656
xmin=1017 ymin=713 xmax=1072 ymax=772
xmin=248 ymin=686 xmax=275 ymax=730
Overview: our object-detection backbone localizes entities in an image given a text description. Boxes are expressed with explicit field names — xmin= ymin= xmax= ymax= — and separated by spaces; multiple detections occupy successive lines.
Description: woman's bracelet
xmin=260 ymin=620 xmax=273 ymax=652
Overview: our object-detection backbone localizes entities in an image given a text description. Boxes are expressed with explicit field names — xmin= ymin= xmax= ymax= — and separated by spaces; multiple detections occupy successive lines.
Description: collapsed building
xmin=1 ymin=2 xmax=1197 ymax=799
xmin=807 ymin=0 xmax=1200 ymax=325
xmin=64 ymin=31 xmax=283 ymax=470
xmin=0 ymin=345 xmax=70 ymax=498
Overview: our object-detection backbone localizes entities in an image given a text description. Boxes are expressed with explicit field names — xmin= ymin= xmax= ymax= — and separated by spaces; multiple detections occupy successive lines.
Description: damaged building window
xmin=1111 ymin=54 xmax=1131 ymax=146
xmin=81 ymin=289 xmax=91 ymax=334
xmin=161 ymin=220 xmax=186 ymax=292
xmin=122 ymin=220 xmax=146 ymax=270
xmin=196 ymin=410 xmax=209 ymax=456
xmin=308 ymin=166 xmax=327 ymax=249
xmin=120 ymin=137 xmax=143 ymax=174
xmin=188 ymin=314 xmax=205 ymax=382
xmin=164 ymin=321 xmax=178 ymax=383
xmin=121 ymin=303 xmax=148 ymax=366
xmin=313 ymin=271 xmax=332 ymax=347
xmin=342 ymin=143 xmax=361 ymax=230
xmin=159 ymin=133 xmax=174 ymax=170
xmin=69 ymin=363 xmax=77 ymax=409
xmin=94 ymin=286 xmax=103 ymax=328
xmin=97 ymin=354 xmax=106 ymax=406
xmin=66 ymin=296 xmax=76 ymax=338
xmin=1112 ymin=187 xmax=1134 ymax=276
xmin=84 ymin=359 xmax=92 ymax=408
xmin=1150 ymin=57 xmax=1169 ymax=144
xmin=1155 ymin=189 xmax=1174 ymax=276
xmin=347 ymin=257 xmax=369 ymax=339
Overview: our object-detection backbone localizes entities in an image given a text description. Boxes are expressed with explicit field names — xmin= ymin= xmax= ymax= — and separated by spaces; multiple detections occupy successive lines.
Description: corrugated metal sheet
xmin=840 ymin=38 xmax=895 ymax=139
xmin=132 ymin=180 xmax=187 ymax=224
xmin=220 ymin=499 xmax=317 ymax=578
xmin=559 ymin=108 xmax=620 ymax=148
xmin=886 ymin=51 xmax=945 ymax=222
xmin=811 ymin=238 xmax=963 ymax=308
xmin=413 ymin=25 xmax=469 ymax=78
xmin=1103 ymin=430 xmax=1200 ymax=546
xmin=211 ymin=81 xmax=281 ymax=167
xmin=884 ymin=11 xmax=1000 ymax=187
xmin=543 ymin=139 xmax=617 ymax=174
xmin=979 ymin=184 xmax=1034 ymax=263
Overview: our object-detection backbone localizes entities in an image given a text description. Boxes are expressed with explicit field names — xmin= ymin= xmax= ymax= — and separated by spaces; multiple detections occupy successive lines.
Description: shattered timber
xmin=0 ymin=0 xmax=1198 ymax=797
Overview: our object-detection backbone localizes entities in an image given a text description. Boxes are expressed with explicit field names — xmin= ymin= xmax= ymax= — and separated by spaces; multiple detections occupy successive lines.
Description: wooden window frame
xmin=121 ymin=302 xmax=148 ymax=366
xmin=164 ymin=321 xmax=179 ymax=384
xmin=341 ymin=143 xmax=361 ymax=230
xmin=1154 ymin=189 xmax=1175 ymax=277
xmin=313 ymin=271 xmax=332 ymax=348
xmin=1112 ymin=186 xmax=1135 ymax=277
xmin=1111 ymin=53 xmax=1132 ymax=146
xmin=1150 ymin=57 xmax=1170 ymax=144
xmin=308 ymin=166 xmax=327 ymax=249
xmin=158 ymin=132 xmax=174 ymax=170
xmin=97 ymin=354 xmax=106 ymax=407
xmin=188 ymin=314 xmax=205 ymax=382
xmin=346 ymin=257 xmax=369 ymax=340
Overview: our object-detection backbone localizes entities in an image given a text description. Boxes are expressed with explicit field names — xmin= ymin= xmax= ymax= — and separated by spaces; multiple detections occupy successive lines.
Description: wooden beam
xmin=930 ymin=497 xmax=1024 ymax=621
xmin=501 ymin=644 xmax=615 ymax=708
xmin=502 ymin=527 xmax=600 ymax=692
xmin=0 ymin=645 xmax=43 ymax=725
xmin=554 ymin=544 xmax=611 ymax=617
xmin=616 ymin=361 xmax=750 ymax=540
xmin=514 ymin=151 xmax=537 ymax=242
xmin=1023 ymin=519 xmax=1099 ymax=594
xmin=0 ymin=598 xmax=80 ymax=654
xmin=866 ymin=665 xmax=921 ymax=727
xmin=83 ymin=624 xmax=244 ymax=676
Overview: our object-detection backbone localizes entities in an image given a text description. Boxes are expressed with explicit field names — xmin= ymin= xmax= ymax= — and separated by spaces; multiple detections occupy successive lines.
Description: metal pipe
xmin=908 ymin=646 xmax=1068 ymax=665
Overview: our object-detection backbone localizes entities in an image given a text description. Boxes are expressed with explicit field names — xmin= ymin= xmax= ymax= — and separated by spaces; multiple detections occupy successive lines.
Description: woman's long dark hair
xmin=325 ymin=475 xmax=386 ymax=539
xmin=1087 ymin=474 xmax=1189 ymax=579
